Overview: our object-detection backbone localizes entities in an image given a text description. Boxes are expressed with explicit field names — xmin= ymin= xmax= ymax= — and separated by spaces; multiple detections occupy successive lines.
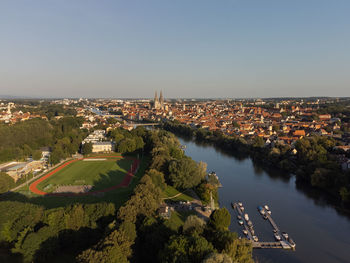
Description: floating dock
xmin=232 ymin=202 xmax=296 ymax=250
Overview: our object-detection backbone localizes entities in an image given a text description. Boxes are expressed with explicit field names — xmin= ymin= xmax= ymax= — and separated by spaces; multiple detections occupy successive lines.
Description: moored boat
xmin=237 ymin=215 xmax=242 ymax=220
xmin=244 ymin=214 xmax=249 ymax=221
xmin=253 ymin=235 xmax=259 ymax=242
xmin=282 ymin=232 xmax=289 ymax=239
xmin=242 ymin=230 xmax=248 ymax=236
xmin=274 ymin=233 xmax=281 ymax=241
xmin=238 ymin=220 xmax=244 ymax=225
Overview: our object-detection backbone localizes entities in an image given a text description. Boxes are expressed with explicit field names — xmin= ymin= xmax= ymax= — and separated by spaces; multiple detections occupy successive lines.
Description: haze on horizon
xmin=0 ymin=0 xmax=349 ymax=99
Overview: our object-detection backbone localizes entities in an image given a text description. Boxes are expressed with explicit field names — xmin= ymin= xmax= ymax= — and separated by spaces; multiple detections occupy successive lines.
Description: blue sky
xmin=0 ymin=0 xmax=349 ymax=98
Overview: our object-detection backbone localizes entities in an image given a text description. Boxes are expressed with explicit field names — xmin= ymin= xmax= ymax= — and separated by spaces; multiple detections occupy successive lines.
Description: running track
xmin=29 ymin=156 xmax=140 ymax=197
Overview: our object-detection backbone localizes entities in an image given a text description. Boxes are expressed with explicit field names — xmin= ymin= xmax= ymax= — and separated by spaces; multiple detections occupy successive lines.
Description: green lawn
xmin=6 ymin=155 xmax=150 ymax=209
xmin=164 ymin=210 xmax=197 ymax=231
xmin=162 ymin=185 xmax=194 ymax=202
xmin=36 ymin=159 xmax=132 ymax=192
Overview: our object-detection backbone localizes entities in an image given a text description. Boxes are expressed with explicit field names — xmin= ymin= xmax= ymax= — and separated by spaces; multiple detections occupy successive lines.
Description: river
xmin=178 ymin=137 xmax=350 ymax=263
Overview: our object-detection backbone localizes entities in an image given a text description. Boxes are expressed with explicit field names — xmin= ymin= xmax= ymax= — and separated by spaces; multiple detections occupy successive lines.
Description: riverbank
xmin=177 ymin=136 xmax=350 ymax=263
xmin=163 ymin=121 xmax=350 ymax=210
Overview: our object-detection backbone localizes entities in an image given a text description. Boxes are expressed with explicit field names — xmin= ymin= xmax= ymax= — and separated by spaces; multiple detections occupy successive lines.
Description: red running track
xmin=29 ymin=156 xmax=140 ymax=197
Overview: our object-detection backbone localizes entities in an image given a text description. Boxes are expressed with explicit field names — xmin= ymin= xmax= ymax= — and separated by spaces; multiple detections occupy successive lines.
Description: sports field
xmin=36 ymin=158 xmax=133 ymax=193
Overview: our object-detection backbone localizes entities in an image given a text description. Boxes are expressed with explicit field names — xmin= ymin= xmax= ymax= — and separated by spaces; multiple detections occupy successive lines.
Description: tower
xmin=153 ymin=91 xmax=160 ymax=109
xmin=159 ymin=90 xmax=164 ymax=108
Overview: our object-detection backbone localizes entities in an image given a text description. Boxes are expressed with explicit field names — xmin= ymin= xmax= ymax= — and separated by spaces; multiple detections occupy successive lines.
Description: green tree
xmin=82 ymin=142 xmax=93 ymax=155
xmin=208 ymin=208 xmax=231 ymax=231
xmin=202 ymin=253 xmax=233 ymax=263
xmin=183 ymin=215 xmax=205 ymax=235
xmin=0 ymin=172 xmax=15 ymax=193
xmin=32 ymin=150 xmax=42 ymax=160
xmin=168 ymin=159 xmax=206 ymax=189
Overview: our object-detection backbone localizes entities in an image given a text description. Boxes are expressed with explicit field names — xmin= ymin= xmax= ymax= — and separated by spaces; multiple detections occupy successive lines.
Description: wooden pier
xmin=232 ymin=202 xmax=296 ymax=250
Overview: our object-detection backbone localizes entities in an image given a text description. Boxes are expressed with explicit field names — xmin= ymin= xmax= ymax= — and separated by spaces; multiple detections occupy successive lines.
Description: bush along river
xmin=178 ymin=136 xmax=350 ymax=263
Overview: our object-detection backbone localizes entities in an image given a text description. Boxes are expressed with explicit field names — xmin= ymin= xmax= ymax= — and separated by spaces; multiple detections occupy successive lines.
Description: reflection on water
xmin=178 ymin=136 xmax=350 ymax=263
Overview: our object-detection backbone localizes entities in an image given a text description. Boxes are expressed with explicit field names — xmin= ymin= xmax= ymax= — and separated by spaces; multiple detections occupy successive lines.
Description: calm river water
xmin=179 ymin=137 xmax=350 ymax=263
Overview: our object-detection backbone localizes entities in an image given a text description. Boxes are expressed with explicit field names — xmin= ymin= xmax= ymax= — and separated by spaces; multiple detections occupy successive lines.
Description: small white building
xmin=92 ymin=141 xmax=114 ymax=153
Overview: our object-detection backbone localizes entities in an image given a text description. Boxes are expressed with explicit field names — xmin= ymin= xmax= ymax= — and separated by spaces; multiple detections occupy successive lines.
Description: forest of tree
xmin=0 ymin=117 xmax=88 ymax=164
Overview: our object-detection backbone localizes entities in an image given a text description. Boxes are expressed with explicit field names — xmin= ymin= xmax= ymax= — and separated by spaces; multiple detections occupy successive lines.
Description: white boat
xmin=274 ymin=233 xmax=281 ymax=241
xmin=243 ymin=230 xmax=248 ymax=236
xmin=238 ymin=202 xmax=243 ymax=207
xmin=237 ymin=215 xmax=242 ymax=220
xmin=244 ymin=214 xmax=249 ymax=221
xmin=282 ymin=232 xmax=289 ymax=239
xmin=289 ymin=238 xmax=296 ymax=249
xmin=238 ymin=220 xmax=244 ymax=225
xmin=264 ymin=205 xmax=270 ymax=210
xmin=247 ymin=220 xmax=253 ymax=227
xmin=253 ymin=236 xmax=259 ymax=242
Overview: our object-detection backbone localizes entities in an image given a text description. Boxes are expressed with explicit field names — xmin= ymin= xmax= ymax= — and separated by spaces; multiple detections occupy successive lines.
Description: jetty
xmin=232 ymin=202 xmax=296 ymax=250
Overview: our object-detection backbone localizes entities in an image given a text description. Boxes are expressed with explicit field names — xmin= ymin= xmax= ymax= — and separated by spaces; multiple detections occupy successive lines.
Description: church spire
xmin=159 ymin=90 xmax=164 ymax=105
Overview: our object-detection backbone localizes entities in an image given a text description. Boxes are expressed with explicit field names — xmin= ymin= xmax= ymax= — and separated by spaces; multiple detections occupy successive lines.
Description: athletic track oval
xmin=29 ymin=156 xmax=140 ymax=197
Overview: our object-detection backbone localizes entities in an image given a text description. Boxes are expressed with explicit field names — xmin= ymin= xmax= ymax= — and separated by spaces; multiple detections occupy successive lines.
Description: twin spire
xmin=153 ymin=90 xmax=164 ymax=109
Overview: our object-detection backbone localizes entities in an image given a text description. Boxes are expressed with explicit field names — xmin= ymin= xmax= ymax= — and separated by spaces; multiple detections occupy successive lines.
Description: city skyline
xmin=1 ymin=0 xmax=350 ymax=98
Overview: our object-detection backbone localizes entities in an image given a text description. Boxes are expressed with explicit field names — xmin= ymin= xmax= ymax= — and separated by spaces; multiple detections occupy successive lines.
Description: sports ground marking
xmin=29 ymin=156 xmax=140 ymax=197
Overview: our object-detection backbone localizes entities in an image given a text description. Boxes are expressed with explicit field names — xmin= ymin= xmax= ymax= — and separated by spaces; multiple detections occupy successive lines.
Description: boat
xmin=238 ymin=220 xmax=244 ymax=225
xmin=238 ymin=202 xmax=243 ymax=207
xmin=240 ymin=206 xmax=245 ymax=211
xmin=247 ymin=220 xmax=253 ymax=227
xmin=250 ymin=229 xmax=255 ymax=235
xmin=244 ymin=214 xmax=249 ymax=221
xmin=288 ymin=238 xmax=296 ymax=249
xmin=257 ymin=206 xmax=265 ymax=215
xmin=264 ymin=205 xmax=272 ymax=215
xmin=242 ymin=230 xmax=248 ymax=236
xmin=253 ymin=236 xmax=259 ymax=242
xmin=237 ymin=215 xmax=242 ymax=220
xmin=263 ymin=214 xmax=268 ymax=220
xmin=282 ymin=232 xmax=289 ymax=239
xmin=274 ymin=233 xmax=281 ymax=241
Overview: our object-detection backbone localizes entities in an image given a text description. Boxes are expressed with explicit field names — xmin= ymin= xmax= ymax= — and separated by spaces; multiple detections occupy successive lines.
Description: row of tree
xmin=76 ymin=128 xmax=253 ymax=263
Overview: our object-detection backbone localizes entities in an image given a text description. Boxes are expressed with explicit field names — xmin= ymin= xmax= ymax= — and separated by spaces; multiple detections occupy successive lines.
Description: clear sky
xmin=0 ymin=0 xmax=349 ymax=98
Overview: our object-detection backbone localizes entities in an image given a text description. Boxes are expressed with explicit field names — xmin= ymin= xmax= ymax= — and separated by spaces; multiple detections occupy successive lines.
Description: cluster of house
xmin=3 ymin=97 xmax=349 ymax=171
xmin=0 ymin=102 xmax=46 ymax=124
xmin=87 ymin=97 xmax=350 ymax=170
xmin=82 ymin=130 xmax=115 ymax=153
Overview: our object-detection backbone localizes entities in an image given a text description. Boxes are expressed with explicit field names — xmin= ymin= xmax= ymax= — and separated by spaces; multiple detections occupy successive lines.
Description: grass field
xmin=36 ymin=159 xmax=132 ymax=193
xmin=162 ymin=185 xmax=194 ymax=202
xmin=3 ymin=155 xmax=150 ymax=209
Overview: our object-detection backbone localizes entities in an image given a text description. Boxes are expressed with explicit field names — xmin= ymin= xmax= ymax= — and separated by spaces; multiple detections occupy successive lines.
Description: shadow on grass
xmin=90 ymin=158 xmax=133 ymax=191
xmin=0 ymin=155 xmax=149 ymax=210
